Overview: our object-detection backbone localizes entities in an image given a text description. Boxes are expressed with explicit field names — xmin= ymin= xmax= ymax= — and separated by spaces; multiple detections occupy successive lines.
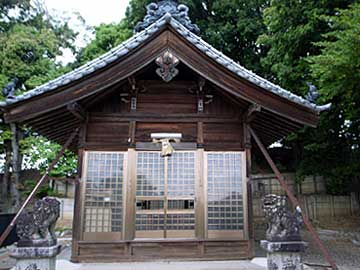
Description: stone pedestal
xmin=261 ymin=240 xmax=308 ymax=270
xmin=10 ymin=245 xmax=61 ymax=270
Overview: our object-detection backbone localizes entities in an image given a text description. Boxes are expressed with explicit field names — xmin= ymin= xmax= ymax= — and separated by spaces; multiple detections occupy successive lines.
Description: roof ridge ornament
xmin=135 ymin=0 xmax=200 ymax=34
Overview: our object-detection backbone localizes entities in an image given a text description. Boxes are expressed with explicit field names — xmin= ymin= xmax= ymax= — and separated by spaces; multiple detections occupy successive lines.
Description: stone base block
xmin=12 ymin=257 xmax=56 ymax=270
xmin=10 ymin=245 xmax=60 ymax=270
xmin=261 ymin=241 xmax=308 ymax=270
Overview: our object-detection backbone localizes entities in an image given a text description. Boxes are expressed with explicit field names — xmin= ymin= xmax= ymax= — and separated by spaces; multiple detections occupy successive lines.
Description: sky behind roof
xmin=44 ymin=0 xmax=132 ymax=64
xmin=45 ymin=0 xmax=131 ymax=26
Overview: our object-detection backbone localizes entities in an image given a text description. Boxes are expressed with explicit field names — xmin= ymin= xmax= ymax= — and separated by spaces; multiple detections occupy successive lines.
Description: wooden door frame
xmin=79 ymin=149 xmax=248 ymax=242
xmin=204 ymin=151 xmax=248 ymax=240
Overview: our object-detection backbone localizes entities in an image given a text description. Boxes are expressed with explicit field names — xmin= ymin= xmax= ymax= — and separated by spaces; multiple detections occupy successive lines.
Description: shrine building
xmin=0 ymin=0 xmax=328 ymax=262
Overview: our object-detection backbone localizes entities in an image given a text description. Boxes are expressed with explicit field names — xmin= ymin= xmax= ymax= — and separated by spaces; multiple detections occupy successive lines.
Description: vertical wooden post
xmin=124 ymin=149 xmax=136 ymax=240
xmin=128 ymin=121 xmax=136 ymax=148
xmin=249 ymin=126 xmax=338 ymax=270
xmin=71 ymin=122 xmax=87 ymax=261
xmin=195 ymin=148 xmax=205 ymax=239
xmin=330 ymin=196 xmax=335 ymax=218
xmin=71 ymin=148 xmax=84 ymax=262
xmin=197 ymin=122 xmax=204 ymax=147
xmin=243 ymin=122 xmax=254 ymax=256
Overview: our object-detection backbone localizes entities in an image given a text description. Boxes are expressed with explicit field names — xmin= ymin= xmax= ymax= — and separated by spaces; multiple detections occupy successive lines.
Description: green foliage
xmin=0 ymin=24 xmax=68 ymax=90
xmin=184 ymin=0 xmax=269 ymax=74
xmin=20 ymin=135 xmax=77 ymax=177
xmin=76 ymin=21 xmax=132 ymax=65
xmin=258 ymin=0 xmax=354 ymax=94
xmin=309 ymin=4 xmax=360 ymax=122
xmin=22 ymin=180 xmax=60 ymax=199
xmin=0 ymin=0 xmax=79 ymax=181
xmin=0 ymin=0 xmax=77 ymax=92
xmin=304 ymin=3 xmax=360 ymax=194
xmin=78 ymin=0 xmax=268 ymax=74
xmin=0 ymin=0 xmax=32 ymax=32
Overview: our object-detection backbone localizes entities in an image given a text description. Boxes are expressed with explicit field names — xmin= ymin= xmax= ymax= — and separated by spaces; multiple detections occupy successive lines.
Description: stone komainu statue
xmin=16 ymin=197 xmax=60 ymax=247
xmin=262 ymin=194 xmax=303 ymax=242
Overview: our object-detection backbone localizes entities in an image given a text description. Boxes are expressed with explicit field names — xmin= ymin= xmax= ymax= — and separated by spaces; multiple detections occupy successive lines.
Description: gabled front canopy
xmin=0 ymin=8 xmax=328 ymax=149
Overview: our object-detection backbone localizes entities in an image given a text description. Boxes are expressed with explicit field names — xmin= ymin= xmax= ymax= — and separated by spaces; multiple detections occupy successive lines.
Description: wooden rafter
xmin=245 ymin=104 xmax=262 ymax=123
xmin=67 ymin=102 xmax=87 ymax=122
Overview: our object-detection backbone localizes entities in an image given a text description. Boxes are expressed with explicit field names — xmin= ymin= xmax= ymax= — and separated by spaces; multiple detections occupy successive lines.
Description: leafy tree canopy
xmin=78 ymin=0 xmax=268 ymax=74
xmin=76 ymin=21 xmax=132 ymax=65
xmin=258 ymin=0 xmax=355 ymax=94
xmin=301 ymin=3 xmax=360 ymax=193
xmin=0 ymin=0 xmax=79 ymax=183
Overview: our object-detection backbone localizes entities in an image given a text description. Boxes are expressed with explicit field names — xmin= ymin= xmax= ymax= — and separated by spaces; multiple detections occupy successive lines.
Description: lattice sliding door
xmin=135 ymin=151 xmax=196 ymax=238
xmin=82 ymin=152 xmax=126 ymax=241
xmin=135 ymin=152 xmax=165 ymax=238
xmin=206 ymin=152 xmax=246 ymax=239
xmin=167 ymin=152 xmax=196 ymax=238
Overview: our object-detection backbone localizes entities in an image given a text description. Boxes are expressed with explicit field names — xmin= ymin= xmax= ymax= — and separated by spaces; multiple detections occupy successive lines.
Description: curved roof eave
xmin=0 ymin=13 xmax=330 ymax=114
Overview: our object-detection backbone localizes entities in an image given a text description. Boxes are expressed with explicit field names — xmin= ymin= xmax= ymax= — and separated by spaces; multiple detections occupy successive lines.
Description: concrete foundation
xmin=10 ymin=245 xmax=61 ymax=270
xmin=261 ymin=241 xmax=308 ymax=270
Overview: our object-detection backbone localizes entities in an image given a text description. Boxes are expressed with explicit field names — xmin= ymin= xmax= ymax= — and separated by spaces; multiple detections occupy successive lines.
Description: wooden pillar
xmin=197 ymin=122 xmax=204 ymax=148
xmin=71 ymin=148 xmax=84 ymax=262
xmin=124 ymin=149 xmax=136 ymax=240
xmin=195 ymin=148 xmax=205 ymax=239
xmin=71 ymin=123 xmax=87 ymax=262
xmin=128 ymin=121 xmax=136 ymax=148
xmin=243 ymin=122 xmax=255 ymax=256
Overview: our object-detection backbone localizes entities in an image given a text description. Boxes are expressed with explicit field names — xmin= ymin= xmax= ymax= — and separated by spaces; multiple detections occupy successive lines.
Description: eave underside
xmin=6 ymin=28 xmax=314 ymax=150
xmin=22 ymin=78 xmax=304 ymax=151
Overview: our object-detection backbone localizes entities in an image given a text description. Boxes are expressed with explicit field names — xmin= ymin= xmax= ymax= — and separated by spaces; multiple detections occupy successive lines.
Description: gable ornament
xmin=155 ymin=50 xmax=180 ymax=82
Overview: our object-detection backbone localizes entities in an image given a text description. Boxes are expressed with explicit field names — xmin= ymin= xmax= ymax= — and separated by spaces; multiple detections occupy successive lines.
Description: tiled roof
xmin=0 ymin=13 xmax=330 ymax=113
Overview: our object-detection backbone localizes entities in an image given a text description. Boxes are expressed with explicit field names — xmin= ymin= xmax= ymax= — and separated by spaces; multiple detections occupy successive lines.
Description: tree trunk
xmin=9 ymin=123 xmax=23 ymax=212
xmin=1 ymin=139 xmax=12 ymax=212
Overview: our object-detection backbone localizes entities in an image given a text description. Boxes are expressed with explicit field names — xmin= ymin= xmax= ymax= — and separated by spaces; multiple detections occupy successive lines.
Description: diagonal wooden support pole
xmin=248 ymin=126 xmax=338 ymax=270
xmin=0 ymin=128 xmax=79 ymax=247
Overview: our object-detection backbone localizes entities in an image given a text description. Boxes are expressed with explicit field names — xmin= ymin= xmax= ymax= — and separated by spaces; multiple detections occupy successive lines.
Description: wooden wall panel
xmin=90 ymin=93 xmax=122 ymax=113
xmin=85 ymin=80 xmax=244 ymax=150
xmin=86 ymin=122 xmax=129 ymax=144
xmin=75 ymin=240 xmax=251 ymax=262
xmin=203 ymin=92 xmax=239 ymax=118
xmin=135 ymin=122 xmax=197 ymax=142
xmin=203 ymin=123 xmax=243 ymax=150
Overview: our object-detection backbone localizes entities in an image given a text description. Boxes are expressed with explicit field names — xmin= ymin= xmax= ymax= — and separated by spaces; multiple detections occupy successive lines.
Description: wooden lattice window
xmin=207 ymin=152 xmax=244 ymax=236
xmin=83 ymin=152 xmax=124 ymax=236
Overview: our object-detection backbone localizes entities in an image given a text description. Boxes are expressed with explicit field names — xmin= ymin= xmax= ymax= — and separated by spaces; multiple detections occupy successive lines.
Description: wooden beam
xmin=89 ymin=112 xmax=241 ymax=123
xmin=0 ymin=128 xmax=79 ymax=247
xmin=67 ymin=102 xmax=87 ymax=122
xmin=245 ymin=104 xmax=261 ymax=123
xmin=248 ymin=126 xmax=338 ymax=270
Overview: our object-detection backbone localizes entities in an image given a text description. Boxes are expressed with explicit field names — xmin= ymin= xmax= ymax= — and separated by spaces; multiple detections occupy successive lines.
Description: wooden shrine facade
xmin=0 ymin=0 xmax=328 ymax=263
